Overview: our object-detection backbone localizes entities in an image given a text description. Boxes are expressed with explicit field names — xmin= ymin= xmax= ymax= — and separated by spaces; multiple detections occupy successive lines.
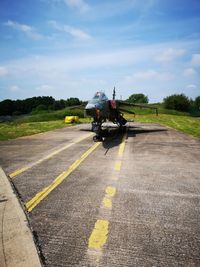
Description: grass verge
xmin=0 ymin=118 xmax=92 ymax=141
xmin=0 ymin=121 xmax=70 ymax=141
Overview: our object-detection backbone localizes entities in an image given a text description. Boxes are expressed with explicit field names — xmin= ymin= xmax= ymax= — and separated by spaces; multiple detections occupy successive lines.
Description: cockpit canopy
xmin=91 ymin=92 xmax=108 ymax=102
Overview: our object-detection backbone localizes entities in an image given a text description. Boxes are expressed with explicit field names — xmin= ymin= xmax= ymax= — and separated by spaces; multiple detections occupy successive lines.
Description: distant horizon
xmin=0 ymin=91 xmax=198 ymax=104
xmin=0 ymin=0 xmax=199 ymax=102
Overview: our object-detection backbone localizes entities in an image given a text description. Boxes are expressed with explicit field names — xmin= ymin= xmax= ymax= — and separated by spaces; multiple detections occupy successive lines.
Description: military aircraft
xmin=85 ymin=88 xmax=158 ymax=141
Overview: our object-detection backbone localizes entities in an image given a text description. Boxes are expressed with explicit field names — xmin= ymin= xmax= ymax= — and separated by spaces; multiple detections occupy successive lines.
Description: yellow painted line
xmin=9 ymin=133 xmax=93 ymax=178
xmin=105 ymin=186 xmax=116 ymax=197
xmin=25 ymin=141 xmax=101 ymax=212
xmin=88 ymin=220 xmax=109 ymax=250
xmin=9 ymin=167 xmax=29 ymax=178
xmin=102 ymin=197 xmax=112 ymax=208
xmin=114 ymin=161 xmax=121 ymax=171
xmin=118 ymin=132 xmax=127 ymax=157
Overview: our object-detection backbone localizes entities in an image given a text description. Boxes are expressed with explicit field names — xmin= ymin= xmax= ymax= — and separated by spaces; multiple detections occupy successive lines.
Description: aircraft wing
xmin=118 ymin=101 xmax=158 ymax=115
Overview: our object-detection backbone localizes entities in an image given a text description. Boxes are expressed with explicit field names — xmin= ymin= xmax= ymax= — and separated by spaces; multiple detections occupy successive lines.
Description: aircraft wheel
xmin=93 ymin=135 xmax=102 ymax=142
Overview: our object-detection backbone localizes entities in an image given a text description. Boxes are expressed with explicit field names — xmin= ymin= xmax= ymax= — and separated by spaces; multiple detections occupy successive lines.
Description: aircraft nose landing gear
xmin=92 ymin=122 xmax=108 ymax=142
xmin=93 ymin=135 xmax=103 ymax=142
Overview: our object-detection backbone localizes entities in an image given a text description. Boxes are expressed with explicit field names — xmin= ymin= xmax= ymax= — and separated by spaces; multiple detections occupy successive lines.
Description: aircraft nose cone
xmin=85 ymin=103 xmax=96 ymax=116
xmin=85 ymin=103 xmax=96 ymax=110
xmin=85 ymin=102 xmax=101 ymax=117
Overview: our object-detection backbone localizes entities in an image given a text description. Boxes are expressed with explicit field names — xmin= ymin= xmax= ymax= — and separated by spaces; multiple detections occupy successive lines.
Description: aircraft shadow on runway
xmin=127 ymin=127 xmax=168 ymax=138
xmin=101 ymin=127 xmax=168 ymax=153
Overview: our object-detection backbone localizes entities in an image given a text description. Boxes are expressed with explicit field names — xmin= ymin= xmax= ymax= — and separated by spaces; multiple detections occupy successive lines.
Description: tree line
xmin=0 ymin=93 xmax=199 ymax=116
xmin=127 ymin=93 xmax=200 ymax=113
xmin=0 ymin=96 xmax=81 ymax=116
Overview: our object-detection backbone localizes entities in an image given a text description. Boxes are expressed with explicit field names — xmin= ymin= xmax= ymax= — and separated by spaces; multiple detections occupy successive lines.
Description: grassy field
xmin=125 ymin=113 xmax=200 ymax=138
xmin=0 ymin=106 xmax=199 ymax=140
xmin=16 ymin=108 xmax=84 ymax=123
xmin=0 ymin=121 xmax=69 ymax=141
xmin=0 ymin=118 xmax=92 ymax=141
xmin=121 ymin=103 xmax=190 ymax=116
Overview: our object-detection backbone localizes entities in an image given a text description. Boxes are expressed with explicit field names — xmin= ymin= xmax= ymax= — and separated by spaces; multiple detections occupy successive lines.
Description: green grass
xmin=121 ymin=103 xmax=189 ymax=116
xmin=15 ymin=108 xmax=84 ymax=123
xmin=0 ymin=120 xmax=70 ymax=141
xmin=0 ymin=105 xmax=199 ymax=140
xmin=124 ymin=113 xmax=200 ymax=138
xmin=0 ymin=117 xmax=93 ymax=141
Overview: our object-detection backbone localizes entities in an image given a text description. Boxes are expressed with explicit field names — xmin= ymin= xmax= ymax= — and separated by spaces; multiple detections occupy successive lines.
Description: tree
xmin=65 ymin=97 xmax=81 ymax=106
xmin=163 ymin=94 xmax=191 ymax=112
xmin=0 ymin=99 xmax=14 ymax=115
xmin=35 ymin=104 xmax=48 ymax=111
xmin=195 ymin=96 xmax=200 ymax=109
xmin=127 ymin=93 xmax=149 ymax=103
xmin=0 ymin=96 xmax=82 ymax=115
xmin=53 ymin=101 xmax=63 ymax=110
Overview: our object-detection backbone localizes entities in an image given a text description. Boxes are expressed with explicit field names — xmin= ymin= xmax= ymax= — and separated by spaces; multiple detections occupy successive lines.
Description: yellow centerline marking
xmin=114 ymin=161 xmax=122 ymax=171
xmin=88 ymin=220 xmax=109 ymax=250
xmin=25 ymin=141 xmax=101 ymax=212
xmin=105 ymin=186 xmax=116 ymax=197
xmin=9 ymin=133 xmax=93 ymax=178
xmin=88 ymin=131 xmax=127 ymax=256
xmin=102 ymin=197 xmax=112 ymax=208
xmin=118 ymin=132 xmax=127 ymax=157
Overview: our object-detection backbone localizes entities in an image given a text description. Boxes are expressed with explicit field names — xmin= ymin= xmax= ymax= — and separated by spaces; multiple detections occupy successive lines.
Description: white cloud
xmin=3 ymin=41 xmax=197 ymax=101
xmin=191 ymin=54 xmax=200 ymax=67
xmin=49 ymin=20 xmax=91 ymax=40
xmin=4 ymin=20 xmax=42 ymax=40
xmin=5 ymin=48 xmax=147 ymax=76
xmin=127 ymin=70 xmax=174 ymax=81
xmin=156 ymin=48 xmax=186 ymax=62
xmin=186 ymin=84 xmax=197 ymax=90
xmin=36 ymin=84 xmax=54 ymax=92
xmin=64 ymin=0 xmax=89 ymax=12
xmin=132 ymin=70 xmax=158 ymax=80
xmin=64 ymin=25 xmax=91 ymax=40
xmin=5 ymin=43 xmax=186 ymax=78
xmin=0 ymin=66 xmax=8 ymax=77
xmin=183 ymin=68 xmax=197 ymax=77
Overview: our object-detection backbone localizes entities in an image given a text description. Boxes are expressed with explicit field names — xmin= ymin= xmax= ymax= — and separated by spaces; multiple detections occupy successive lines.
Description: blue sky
xmin=0 ymin=0 xmax=200 ymax=102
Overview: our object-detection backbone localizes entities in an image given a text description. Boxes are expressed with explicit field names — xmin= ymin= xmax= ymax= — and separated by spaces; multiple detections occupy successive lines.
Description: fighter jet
xmin=85 ymin=88 xmax=158 ymax=141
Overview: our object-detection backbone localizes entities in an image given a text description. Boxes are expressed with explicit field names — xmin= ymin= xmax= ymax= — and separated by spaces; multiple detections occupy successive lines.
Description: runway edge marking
xmin=9 ymin=132 xmax=93 ymax=178
xmin=25 ymin=141 xmax=101 ymax=212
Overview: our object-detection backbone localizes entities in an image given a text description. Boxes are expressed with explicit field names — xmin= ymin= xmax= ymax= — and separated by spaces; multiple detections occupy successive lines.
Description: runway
xmin=0 ymin=122 xmax=200 ymax=266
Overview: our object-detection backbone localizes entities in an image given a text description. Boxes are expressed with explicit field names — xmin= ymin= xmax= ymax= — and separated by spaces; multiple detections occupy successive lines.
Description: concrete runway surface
xmin=0 ymin=122 xmax=200 ymax=267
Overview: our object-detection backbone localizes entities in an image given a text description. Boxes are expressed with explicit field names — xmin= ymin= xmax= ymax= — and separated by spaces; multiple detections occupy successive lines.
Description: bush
xmin=0 ymin=99 xmax=14 ymax=115
xmin=127 ymin=93 xmax=149 ymax=103
xmin=12 ymin=111 xmax=22 ymax=116
xmin=16 ymin=108 xmax=84 ymax=123
xmin=65 ymin=97 xmax=81 ymax=106
xmin=195 ymin=96 xmax=200 ymax=109
xmin=0 ymin=96 xmax=82 ymax=115
xmin=163 ymin=94 xmax=191 ymax=112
